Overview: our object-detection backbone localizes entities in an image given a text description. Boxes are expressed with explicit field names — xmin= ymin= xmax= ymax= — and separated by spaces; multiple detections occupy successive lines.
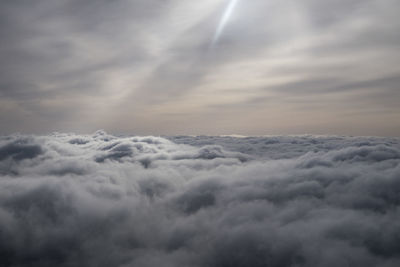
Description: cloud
xmin=1 ymin=0 xmax=399 ymax=135
xmin=0 ymin=132 xmax=400 ymax=266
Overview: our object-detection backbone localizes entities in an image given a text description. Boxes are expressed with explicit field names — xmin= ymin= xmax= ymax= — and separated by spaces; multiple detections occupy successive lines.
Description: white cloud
xmin=0 ymin=132 xmax=399 ymax=266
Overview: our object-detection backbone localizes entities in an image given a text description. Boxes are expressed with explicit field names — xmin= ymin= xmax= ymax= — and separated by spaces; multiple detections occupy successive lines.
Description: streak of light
xmin=210 ymin=0 xmax=239 ymax=47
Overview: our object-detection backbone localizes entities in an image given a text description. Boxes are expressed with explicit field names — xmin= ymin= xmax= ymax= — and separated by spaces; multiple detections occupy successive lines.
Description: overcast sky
xmin=1 ymin=0 xmax=399 ymax=136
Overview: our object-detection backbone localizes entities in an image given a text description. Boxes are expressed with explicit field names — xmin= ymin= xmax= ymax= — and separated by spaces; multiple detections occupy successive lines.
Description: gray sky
xmin=1 ymin=0 xmax=399 ymax=136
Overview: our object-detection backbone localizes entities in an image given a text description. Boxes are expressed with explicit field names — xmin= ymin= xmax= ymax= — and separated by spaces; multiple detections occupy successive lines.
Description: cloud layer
xmin=1 ymin=132 xmax=400 ymax=266
xmin=0 ymin=0 xmax=399 ymax=135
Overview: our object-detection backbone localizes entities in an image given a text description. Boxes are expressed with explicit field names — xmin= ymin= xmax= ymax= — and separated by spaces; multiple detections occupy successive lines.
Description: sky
xmin=0 ymin=0 xmax=399 ymax=136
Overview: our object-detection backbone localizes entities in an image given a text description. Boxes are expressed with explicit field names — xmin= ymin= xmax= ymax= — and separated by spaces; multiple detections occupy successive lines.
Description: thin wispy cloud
xmin=0 ymin=0 xmax=399 ymax=135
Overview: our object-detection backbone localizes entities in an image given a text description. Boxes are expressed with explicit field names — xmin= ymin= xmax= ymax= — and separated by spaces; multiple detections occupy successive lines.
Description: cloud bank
xmin=0 ymin=131 xmax=400 ymax=266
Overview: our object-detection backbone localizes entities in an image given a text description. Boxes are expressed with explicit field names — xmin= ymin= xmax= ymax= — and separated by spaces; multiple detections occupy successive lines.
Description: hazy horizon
xmin=2 ymin=130 xmax=400 ymax=139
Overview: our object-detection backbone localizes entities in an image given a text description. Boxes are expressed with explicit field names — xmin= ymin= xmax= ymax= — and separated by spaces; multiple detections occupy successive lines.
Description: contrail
xmin=210 ymin=0 xmax=239 ymax=47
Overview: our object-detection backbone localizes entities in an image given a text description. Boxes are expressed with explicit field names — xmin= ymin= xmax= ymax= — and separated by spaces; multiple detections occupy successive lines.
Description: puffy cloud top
xmin=0 ymin=132 xmax=400 ymax=266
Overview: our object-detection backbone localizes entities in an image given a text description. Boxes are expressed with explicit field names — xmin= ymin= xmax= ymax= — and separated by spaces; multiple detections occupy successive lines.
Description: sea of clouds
xmin=0 ymin=131 xmax=400 ymax=267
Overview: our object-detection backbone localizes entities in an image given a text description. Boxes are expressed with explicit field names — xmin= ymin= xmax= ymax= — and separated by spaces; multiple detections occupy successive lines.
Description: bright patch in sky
xmin=211 ymin=0 xmax=239 ymax=46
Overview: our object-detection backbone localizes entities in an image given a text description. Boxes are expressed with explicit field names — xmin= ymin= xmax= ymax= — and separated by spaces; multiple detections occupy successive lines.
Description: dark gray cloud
xmin=0 ymin=0 xmax=399 ymax=135
xmin=0 ymin=132 xmax=400 ymax=266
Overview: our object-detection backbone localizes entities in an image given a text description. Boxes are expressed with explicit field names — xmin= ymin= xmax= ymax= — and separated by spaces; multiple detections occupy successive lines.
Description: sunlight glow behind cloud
xmin=211 ymin=0 xmax=240 ymax=47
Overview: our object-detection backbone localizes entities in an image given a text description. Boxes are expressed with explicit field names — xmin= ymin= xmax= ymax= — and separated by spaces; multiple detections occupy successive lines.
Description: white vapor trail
xmin=210 ymin=0 xmax=239 ymax=47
